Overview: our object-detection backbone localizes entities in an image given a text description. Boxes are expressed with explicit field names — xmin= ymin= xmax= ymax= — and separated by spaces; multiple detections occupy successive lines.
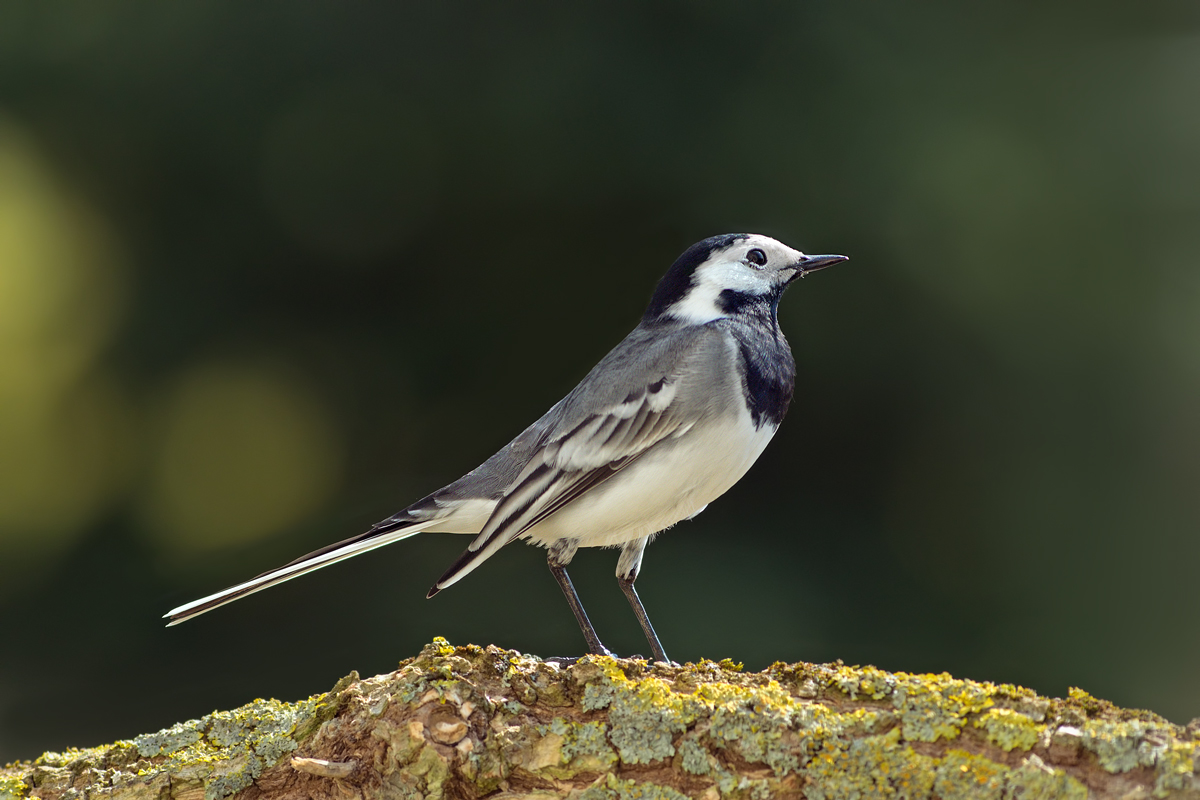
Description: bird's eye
xmin=746 ymin=248 xmax=767 ymax=267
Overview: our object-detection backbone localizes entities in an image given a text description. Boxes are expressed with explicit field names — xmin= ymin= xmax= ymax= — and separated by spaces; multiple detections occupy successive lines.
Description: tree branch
xmin=4 ymin=639 xmax=1198 ymax=799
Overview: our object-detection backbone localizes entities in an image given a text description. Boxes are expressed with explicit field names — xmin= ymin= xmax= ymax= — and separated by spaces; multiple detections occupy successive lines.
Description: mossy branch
xmin=4 ymin=639 xmax=1199 ymax=800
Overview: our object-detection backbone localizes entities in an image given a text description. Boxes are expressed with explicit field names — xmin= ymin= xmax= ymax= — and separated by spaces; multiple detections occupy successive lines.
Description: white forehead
xmin=718 ymin=234 xmax=804 ymax=265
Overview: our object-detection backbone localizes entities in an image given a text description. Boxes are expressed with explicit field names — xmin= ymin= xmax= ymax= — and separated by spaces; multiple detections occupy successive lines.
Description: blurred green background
xmin=2 ymin=1 xmax=1200 ymax=762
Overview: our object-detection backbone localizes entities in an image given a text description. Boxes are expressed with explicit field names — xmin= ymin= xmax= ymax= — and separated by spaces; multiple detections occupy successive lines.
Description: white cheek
xmin=666 ymin=262 xmax=767 ymax=324
xmin=666 ymin=280 xmax=725 ymax=324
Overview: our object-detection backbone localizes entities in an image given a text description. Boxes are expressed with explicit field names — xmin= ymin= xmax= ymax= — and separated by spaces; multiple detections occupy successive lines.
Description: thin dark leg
xmin=548 ymin=557 xmax=614 ymax=657
xmin=618 ymin=575 xmax=669 ymax=664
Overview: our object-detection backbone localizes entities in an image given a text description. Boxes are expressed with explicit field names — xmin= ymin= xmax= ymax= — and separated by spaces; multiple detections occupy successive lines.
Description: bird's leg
xmin=549 ymin=562 xmax=612 ymax=657
xmin=617 ymin=576 xmax=669 ymax=664
xmin=547 ymin=540 xmax=614 ymax=658
xmin=616 ymin=537 xmax=670 ymax=664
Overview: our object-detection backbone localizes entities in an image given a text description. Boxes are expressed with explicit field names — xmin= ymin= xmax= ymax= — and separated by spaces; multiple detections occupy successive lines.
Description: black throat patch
xmin=724 ymin=314 xmax=796 ymax=429
xmin=717 ymin=284 xmax=784 ymax=320
xmin=739 ymin=341 xmax=795 ymax=428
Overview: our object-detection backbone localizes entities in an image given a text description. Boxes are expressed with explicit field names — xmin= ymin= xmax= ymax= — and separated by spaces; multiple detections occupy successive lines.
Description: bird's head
xmin=643 ymin=233 xmax=847 ymax=325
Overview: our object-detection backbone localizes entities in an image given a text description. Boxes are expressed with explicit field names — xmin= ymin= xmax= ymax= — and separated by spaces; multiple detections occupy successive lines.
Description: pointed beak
xmin=797 ymin=254 xmax=849 ymax=274
xmin=786 ymin=253 xmax=848 ymax=282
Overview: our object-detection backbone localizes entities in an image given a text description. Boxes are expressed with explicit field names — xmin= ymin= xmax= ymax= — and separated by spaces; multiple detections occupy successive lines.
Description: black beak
xmin=795 ymin=254 xmax=849 ymax=275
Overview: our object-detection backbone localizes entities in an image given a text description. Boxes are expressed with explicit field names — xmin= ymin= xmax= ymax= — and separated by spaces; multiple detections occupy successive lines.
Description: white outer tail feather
xmin=163 ymin=522 xmax=434 ymax=625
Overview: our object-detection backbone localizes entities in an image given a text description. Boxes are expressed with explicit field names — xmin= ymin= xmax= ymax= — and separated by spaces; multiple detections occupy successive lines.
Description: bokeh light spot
xmin=140 ymin=362 xmax=344 ymax=554
xmin=0 ymin=113 xmax=131 ymax=572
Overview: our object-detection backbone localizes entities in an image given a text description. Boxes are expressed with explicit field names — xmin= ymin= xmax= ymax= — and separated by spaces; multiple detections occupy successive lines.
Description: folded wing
xmin=429 ymin=377 xmax=694 ymax=593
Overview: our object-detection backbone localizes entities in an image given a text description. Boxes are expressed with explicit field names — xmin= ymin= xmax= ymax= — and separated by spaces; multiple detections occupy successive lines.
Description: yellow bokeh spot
xmin=0 ymin=119 xmax=124 ymax=388
xmin=0 ymin=114 xmax=131 ymax=559
xmin=140 ymin=361 xmax=344 ymax=553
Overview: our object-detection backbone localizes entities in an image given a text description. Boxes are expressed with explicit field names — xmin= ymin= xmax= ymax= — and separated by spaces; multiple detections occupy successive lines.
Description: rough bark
xmin=3 ymin=639 xmax=1198 ymax=800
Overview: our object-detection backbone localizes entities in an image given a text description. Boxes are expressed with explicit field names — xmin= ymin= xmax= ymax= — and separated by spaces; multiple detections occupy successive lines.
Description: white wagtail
xmin=165 ymin=234 xmax=847 ymax=663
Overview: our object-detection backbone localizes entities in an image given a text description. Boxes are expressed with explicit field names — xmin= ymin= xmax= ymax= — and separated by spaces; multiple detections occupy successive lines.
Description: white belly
xmin=524 ymin=410 xmax=777 ymax=549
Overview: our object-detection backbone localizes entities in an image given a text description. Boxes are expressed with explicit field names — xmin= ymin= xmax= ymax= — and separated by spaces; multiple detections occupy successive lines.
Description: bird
xmin=164 ymin=233 xmax=847 ymax=663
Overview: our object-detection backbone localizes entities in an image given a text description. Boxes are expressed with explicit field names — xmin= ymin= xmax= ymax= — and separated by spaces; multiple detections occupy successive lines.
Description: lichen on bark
xmin=3 ymin=638 xmax=1198 ymax=799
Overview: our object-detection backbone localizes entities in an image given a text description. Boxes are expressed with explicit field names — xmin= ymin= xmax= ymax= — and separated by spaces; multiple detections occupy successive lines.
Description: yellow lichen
xmin=430 ymin=636 xmax=456 ymax=657
xmin=0 ymin=775 xmax=29 ymax=800
xmin=832 ymin=664 xmax=897 ymax=701
xmin=1083 ymin=718 xmax=1153 ymax=773
xmin=934 ymin=750 xmax=1008 ymax=800
xmin=890 ymin=672 xmax=995 ymax=743
xmin=805 ymin=727 xmax=939 ymax=800
xmin=1008 ymin=755 xmax=1089 ymax=800
xmin=581 ymin=658 xmax=699 ymax=764
xmin=974 ymin=707 xmax=1043 ymax=752
xmin=1154 ymin=744 xmax=1197 ymax=798
xmin=556 ymin=719 xmax=619 ymax=771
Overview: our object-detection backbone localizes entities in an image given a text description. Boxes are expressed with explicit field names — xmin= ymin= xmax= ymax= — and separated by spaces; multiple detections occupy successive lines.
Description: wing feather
xmin=430 ymin=377 xmax=692 ymax=591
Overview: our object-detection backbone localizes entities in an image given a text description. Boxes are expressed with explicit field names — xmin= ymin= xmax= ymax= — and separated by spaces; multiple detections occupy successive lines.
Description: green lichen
xmin=581 ymin=670 xmax=618 ymax=712
xmin=534 ymin=717 xmax=618 ymax=776
xmin=1083 ymin=718 xmax=1154 ymax=773
xmin=806 ymin=728 xmax=939 ymax=800
xmin=121 ymin=693 xmax=322 ymax=800
xmin=934 ymin=750 xmax=1088 ymax=800
xmin=710 ymin=762 xmax=774 ymax=800
xmin=579 ymin=656 xmax=890 ymax=778
xmin=578 ymin=773 xmax=692 ymax=800
xmin=581 ymin=657 xmax=838 ymax=775
xmin=33 ymin=749 xmax=92 ymax=768
xmin=1007 ymin=755 xmax=1089 ymax=800
xmin=0 ymin=775 xmax=28 ymax=800
xmin=933 ymin=750 xmax=1008 ymax=800
xmin=710 ymin=761 xmax=740 ymax=794
xmin=890 ymin=672 xmax=994 ymax=743
xmin=1154 ymin=744 xmax=1197 ymax=798
xmin=1072 ymin=714 xmax=1200 ymax=796
xmin=169 ymin=697 xmax=313 ymax=800
xmin=132 ymin=719 xmax=205 ymax=757
xmin=202 ymin=755 xmax=259 ymax=800
xmin=405 ymin=741 xmax=452 ymax=800
xmin=832 ymin=664 xmax=897 ymax=701
xmin=804 ymin=729 xmax=1090 ymax=800
xmin=700 ymin=679 xmax=805 ymax=774
xmin=581 ymin=659 xmax=697 ymax=764
xmin=677 ymin=737 xmax=710 ymax=775
xmin=555 ymin=719 xmax=618 ymax=770
xmin=830 ymin=665 xmax=1009 ymax=744
xmin=974 ymin=707 xmax=1042 ymax=752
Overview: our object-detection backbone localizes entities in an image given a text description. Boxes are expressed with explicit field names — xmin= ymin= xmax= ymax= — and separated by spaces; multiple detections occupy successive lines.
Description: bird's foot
xmin=630 ymin=654 xmax=683 ymax=667
xmin=544 ymin=645 xmax=617 ymax=666
xmin=542 ymin=652 xmax=679 ymax=667
xmin=542 ymin=655 xmax=585 ymax=666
